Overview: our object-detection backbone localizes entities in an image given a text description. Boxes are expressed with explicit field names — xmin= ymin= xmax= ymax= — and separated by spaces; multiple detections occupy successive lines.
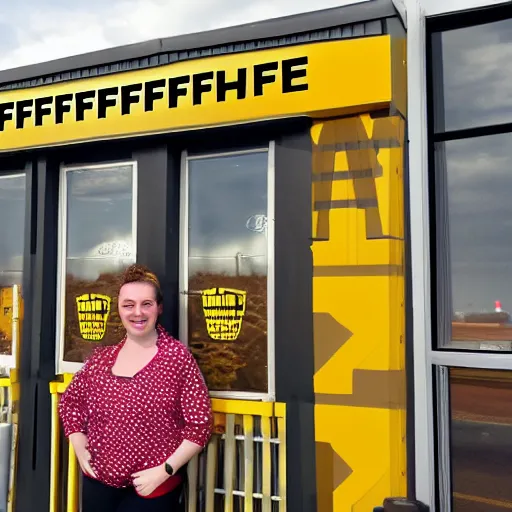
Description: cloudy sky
xmin=434 ymin=18 xmax=512 ymax=315
xmin=0 ymin=0 xmax=367 ymax=71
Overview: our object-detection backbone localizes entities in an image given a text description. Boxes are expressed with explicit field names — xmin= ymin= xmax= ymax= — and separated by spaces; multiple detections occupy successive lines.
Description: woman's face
xmin=118 ymin=282 xmax=162 ymax=339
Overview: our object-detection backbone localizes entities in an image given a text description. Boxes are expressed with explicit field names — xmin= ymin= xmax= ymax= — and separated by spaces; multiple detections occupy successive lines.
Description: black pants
xmin=82 ymin=476 xmax=185 ymax=512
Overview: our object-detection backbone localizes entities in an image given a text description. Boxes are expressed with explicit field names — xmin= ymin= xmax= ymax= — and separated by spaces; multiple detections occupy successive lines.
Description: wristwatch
xmin=164 ymin=462 xmax=174 ymax=476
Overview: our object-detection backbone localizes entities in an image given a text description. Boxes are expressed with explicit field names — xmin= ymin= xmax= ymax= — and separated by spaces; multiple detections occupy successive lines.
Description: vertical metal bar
xmin=205 ymin=436 xmax=218 ymax=512
xmin=277 ymin=416 xmax=286 ymax=512
xmin=261 ymin=417 xmax=271 ymax=512
xmin=266 ymin=141 xmax=276 ymax=402
xmin=224 ymin=414 xmax=236 ymax=512
xmin=187 ymin=454 xmax=199 ymax=512
xmin=7 ymin=420 xmax=17 ymax=512
xmin=178 ymin=150 xmax=189 ymax=348
xmin=49 ymin=391 xmax=60 ymax=512
xmin=243 ymin=416 xmax=254 ymax=512
xmin=66 ymin=443 xmax=78 ymax=512
xmin=0 ymin=423 xmax=12 ymax=512
xmin=436 ymin=366 xmax=452 ymax=512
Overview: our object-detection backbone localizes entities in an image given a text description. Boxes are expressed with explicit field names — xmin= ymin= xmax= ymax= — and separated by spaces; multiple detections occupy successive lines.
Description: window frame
xmin=0 ymin=172 xmax=27 ymax=372
xmin=427 ymin=11 xmax=512 ymax=353
xmin=417 ymin=6 xmax=512 ymax=511
xmin=178 ymin=143 xmax=276 ymax=402
xmin=55 ymin=160 xmax=138 ymax=375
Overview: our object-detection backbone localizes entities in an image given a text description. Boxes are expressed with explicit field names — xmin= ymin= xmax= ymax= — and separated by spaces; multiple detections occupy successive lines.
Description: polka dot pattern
xmin=58 ymin=325 xmax=213 ymax=488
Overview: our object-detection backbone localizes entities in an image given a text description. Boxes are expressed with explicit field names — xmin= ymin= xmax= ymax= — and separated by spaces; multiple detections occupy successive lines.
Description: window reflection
xmin=433 ymin=19 xmax=512 ymax=132
xmin=450 ymin=368 xmax=512 ymax=511
xmin=436 ymin=134 xmax=512 ymax=350
xmin=0 ymin=174 xmax=25 ymax=361
xmin=186 ymin=151 xmax=269 ymax=393
xmin=61 ymin=164 xmax=135 ymax=364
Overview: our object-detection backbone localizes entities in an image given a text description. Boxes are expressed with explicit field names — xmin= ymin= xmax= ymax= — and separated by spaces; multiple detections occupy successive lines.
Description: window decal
xmin=76 ymin=293 xmax=112 ymax=342
xmin=201 ymin=287 xmax=247 ymax=341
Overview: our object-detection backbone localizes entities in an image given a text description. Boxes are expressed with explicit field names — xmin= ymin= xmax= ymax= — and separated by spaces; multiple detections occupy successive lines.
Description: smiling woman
xmin=58 ymin=263 xmax=213 ymax=512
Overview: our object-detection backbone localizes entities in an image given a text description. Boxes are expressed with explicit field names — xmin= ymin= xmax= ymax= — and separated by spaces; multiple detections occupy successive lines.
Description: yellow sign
xmin=0 ymin=36 xmax=396 ymax=152
xmin=201 ymin=288 xmax=247 ymax=341
xmin=76 ymin=293 xmax=111 ymax=341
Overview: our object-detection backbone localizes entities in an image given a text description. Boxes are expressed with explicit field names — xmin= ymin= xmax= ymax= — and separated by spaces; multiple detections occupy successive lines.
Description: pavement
xmin=450 ymin=381 xmax=512 ymax=511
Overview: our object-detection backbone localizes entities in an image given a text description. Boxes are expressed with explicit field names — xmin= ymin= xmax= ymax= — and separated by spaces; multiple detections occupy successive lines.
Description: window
xmin=448 ymin=367 xmax=512 ymax=511
xmin=0 ymin=173 xmax=25 ymax=372
xmin=430 ymin=17 xmax=512 ymax=351
xmin=425 ymin=9 xmax=512 ymax=512
xmin=432 ymin=18 xmax=512 ymax=134
xmin=180 ymin=146 xmax=274 ymax=399
xmin=56 ymin=162 xmax=137 ymax=374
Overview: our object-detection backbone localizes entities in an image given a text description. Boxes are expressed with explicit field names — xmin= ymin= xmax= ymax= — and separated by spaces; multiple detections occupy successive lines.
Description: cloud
xmin=440 ymin=18 xmax=512 ymax=131
xmin=0 ymin=0 xmax=368 ymax=71
xmin=440 ymin=132 xmax=512 ymax=312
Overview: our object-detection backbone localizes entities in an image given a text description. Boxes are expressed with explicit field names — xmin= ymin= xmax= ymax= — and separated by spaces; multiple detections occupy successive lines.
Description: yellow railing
xmin=0 ymin=369 xmax=19 ymax=512
xmin=49 ymin=375 xmax=287 ymax=512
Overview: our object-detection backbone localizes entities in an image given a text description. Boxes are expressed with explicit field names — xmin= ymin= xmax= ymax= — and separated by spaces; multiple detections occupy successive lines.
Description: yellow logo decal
xmin=201 ymin=288 xmax=247 ymax=341
xmin=75 ymin=293 xmax=111 ymax=341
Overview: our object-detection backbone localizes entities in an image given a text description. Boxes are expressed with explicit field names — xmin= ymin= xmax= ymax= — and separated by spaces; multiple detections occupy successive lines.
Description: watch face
xmin=165 ymin=463 xmax=174 ymax=475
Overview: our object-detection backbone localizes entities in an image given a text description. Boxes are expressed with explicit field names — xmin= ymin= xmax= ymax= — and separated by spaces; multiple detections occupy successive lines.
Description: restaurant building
xmin=0 ymin=0 xmax=511 ymax=510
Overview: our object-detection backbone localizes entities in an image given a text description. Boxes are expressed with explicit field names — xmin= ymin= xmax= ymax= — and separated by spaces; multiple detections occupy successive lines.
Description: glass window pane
xmin=0 ymin=174 xmax=25 ymax=364
xmin=186 ymin=151 xmax=269 ymax=393
xmin=61 ymin=164 xmax=135 ymax=364
xmin=434 ymin=19 xmax=512 ymax=132
xmin=436 ymin=133 xmax=512 ymax=351
xmin=449 ymin=367 xmax=512 ymax=511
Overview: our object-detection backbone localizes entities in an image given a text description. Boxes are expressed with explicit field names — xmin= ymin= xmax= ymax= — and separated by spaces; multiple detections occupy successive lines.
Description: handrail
xmin=49 ymin=375 xmax=286 ymax=512
xmin=0 ymin=370 xmax=19 ymax=512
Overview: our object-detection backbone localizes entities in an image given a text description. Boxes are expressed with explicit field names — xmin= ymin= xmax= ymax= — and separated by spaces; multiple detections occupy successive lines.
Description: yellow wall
xmin=311 ymin=113 xmax=407 ymax=511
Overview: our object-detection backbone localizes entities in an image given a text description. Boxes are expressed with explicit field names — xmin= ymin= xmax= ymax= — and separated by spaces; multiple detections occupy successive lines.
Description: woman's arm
xmin=58 ymin=350 xmax=98 ymax=437
xmin=58 ymin=349 xmax=101 ymax=477
xmin=167 ymin=350 xmax=213 ymax=472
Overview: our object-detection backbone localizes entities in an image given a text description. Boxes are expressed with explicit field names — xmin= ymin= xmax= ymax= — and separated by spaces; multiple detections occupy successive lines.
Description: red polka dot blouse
xmin=58 ymin=325 xmax=213 ymax=488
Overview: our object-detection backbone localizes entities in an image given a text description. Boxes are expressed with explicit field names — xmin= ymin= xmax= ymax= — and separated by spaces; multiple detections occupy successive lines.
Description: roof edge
xmin=0 ymin=0 xmax=400 ymax=86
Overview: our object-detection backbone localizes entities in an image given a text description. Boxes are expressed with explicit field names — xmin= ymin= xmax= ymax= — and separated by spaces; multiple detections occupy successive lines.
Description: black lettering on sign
xmin=144 ymin=79 xmax=165 ymax=112
xmin=75 ymin=90 xmax=96 ymax=122
xmin=217 ymin=68 xmax=247 ymax=102
xmin=97 ymin=87 xmax=119 ymax=119
xmin=282 ymin=57 xmax=308 ymax=93
xmin=193 ymin=72 xmax=214 ymax=106
xmin=0 ymin=103 xmax=14 ymax=132
xmin=168 ymin=76 xmax=190 ymax=108
xmin=254 ymin=61 xmax=278 ymax=96
xmin=16 ymin=99 xmax=33 ymax=129
xmin=121 ymin=83 xmax=142 ymax=115
xmin=0 ymin=56 xmax=311 ymax=132
xmin=34 ymin=97 xmax=53 ymax=126
xmin=55 ymin=94 xmax=73 ymax=124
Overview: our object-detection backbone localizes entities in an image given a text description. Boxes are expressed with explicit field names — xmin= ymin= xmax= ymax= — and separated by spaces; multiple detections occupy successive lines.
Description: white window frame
xmin=55 ymin=161 xmax=138 ymax=375
xmin=0 ymin=173 xmax=26 ymax=373
xmin=179 ymin=143 xmax=276 ymax=402
xmin=408 ymin=1 xmax=512 ymax=508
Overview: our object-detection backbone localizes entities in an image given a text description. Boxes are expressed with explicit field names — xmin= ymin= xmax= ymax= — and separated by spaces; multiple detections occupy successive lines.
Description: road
xmin=451 ymin=380 xmax=512 ymax=511
xmin=452 ymin=420 xmax=512 ymax=511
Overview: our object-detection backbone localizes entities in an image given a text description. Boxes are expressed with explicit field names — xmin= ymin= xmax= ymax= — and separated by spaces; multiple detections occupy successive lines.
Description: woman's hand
xmin=131 ymin=465 xmax=169 ymax=496
xmin=69 ymin=432 xmax=97 ymax=478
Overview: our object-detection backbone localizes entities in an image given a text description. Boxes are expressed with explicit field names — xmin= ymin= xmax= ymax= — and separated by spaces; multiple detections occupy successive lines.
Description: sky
xmin=434 ymin=18 xmax=512 ymax=314
xmin=0 ymin=0 xmax=367 ymax=71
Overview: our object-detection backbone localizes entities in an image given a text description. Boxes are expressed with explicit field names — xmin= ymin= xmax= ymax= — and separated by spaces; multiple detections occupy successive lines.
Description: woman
xmin=59 ymin=264 xmax=213 ymax=512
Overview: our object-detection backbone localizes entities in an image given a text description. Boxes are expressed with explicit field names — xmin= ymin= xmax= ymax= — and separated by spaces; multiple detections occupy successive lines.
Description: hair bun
xmin=120 ymin=263 xmax=163 ymax=304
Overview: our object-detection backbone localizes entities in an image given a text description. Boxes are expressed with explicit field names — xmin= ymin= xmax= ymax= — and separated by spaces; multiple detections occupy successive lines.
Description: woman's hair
xmin=119 ymin=263 xmax=163 ymax=304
